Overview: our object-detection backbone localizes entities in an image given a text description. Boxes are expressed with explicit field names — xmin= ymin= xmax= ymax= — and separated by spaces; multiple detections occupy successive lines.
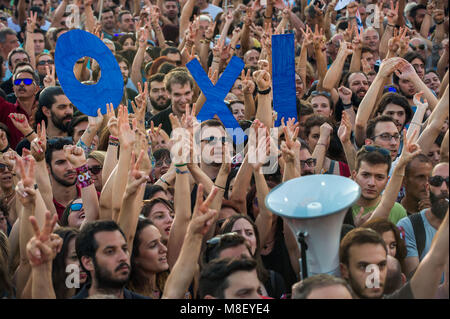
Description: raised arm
xmin=179 ymin=0 xmax=195 ymax=43
xmin=410 ymin=210 xmax=449 ymax=299
xmin=84 ymin=0 xmax=95 ymax=33
xmin=253 ymin=70 xmax=273 ymax=128
xmin=117 ymin=150 xmax=149 ymax=246
xmin=112 ymin=106 xmax=136 ymax=222
xmin=76 ymin=109 xmax=103 ymax=158
xmin=406 ymin=92 xmax=428 ymax=142
xmin=322 ymin=41 xmax=353 ymax=92
xmin=416 ymin=85 xmax=449 ymax=155
xmin=50 ymin=0 xmax=69 ymax=28
xmin=440 ymin=129 xmax=449 ymax=163
xmin=64 ymin=145 xmax=99 ymax=228
xmin=131 ymin=28 xmax=148 ymax=89
xmin=312 ymin=123 xmax=333 ymax=174
xmin=242 ymin=69 xmax=256 ymax=120
xmin=338 ymin=111 xmax=357 ymax=173
xmin=26 ymin=212 xmax=61 ymax=299
xmin=162 ymin=184 xmax=218 ymax=299
xmin=25 ymin=13 xmax=37 ymax=70
xmin=368 ymin=131 xmax=421 ymax=222
xmin=355 ymin=58 xmax=403 ymax=146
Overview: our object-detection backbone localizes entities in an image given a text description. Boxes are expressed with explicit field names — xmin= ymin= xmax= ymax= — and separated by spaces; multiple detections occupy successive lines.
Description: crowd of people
xmin=0 ymin=0 xmax=448 ymax=299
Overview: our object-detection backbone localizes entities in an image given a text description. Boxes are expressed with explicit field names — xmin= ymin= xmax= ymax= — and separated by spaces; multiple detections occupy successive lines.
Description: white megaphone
xmin=265 ymin=175 xmax=360 ymax=280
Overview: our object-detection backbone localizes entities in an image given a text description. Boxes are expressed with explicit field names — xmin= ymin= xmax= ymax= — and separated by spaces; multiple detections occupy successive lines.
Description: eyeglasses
xmin=371 ymin=133 xmax=401 ymax=142
xmin=429 ymin=176 xmax=449 ymax=187
xmin=409 ymin=43 xmax=426 ymax=51
xmin=70 ymin=203 xmax=83 ymax=212
xmin=310 ymin=90 xmax=331 ymax=98
xmin=37 ymin=59 xmax=54 ymax=66
xmin=13 ymin=78 xmax=34 ymax=86
xmin=360 ymin=145 xmax=391 ymax=158
xmin=201 ymin=136 xmax=228 ymax=145
xmin=88 ymin=165 xmax=102 ymax=175
xmin=300 ymin=158 xmax=317 ymax=168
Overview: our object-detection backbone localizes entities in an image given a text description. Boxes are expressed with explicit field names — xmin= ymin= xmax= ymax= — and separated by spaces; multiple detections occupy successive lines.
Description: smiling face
xmin=134 ymin=225 xmax=169 ymax=274
xmin=423 ymin=72 xmax=440 ymax=94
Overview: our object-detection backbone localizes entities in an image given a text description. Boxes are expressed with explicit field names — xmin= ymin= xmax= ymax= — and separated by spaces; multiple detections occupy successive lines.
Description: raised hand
xmin=88 ymin=108 xmax=104 ymax=134
xmin=63 ymin=144 xmax=87 ymax=168
xmin=413 ymin=91 xmax=428 ymax=111
xmin=132 ymin=82 xmax=148 ymax=128
xmin=378 ymin=57 xmax=404 ymax=79
xmin=398 ymin=128 xmax=422 ymax=168
xmin=15 ymin=154 xmax=36 ymax=207
xmin=300 ymin=25 xmax=314 ymax=47
xmin=30 ymin=121 xmax=47 ymax=162
xmin=106 ymin=103 xmax=119 ymax=137
xmin=26 ymin=211 xmax=62 ymax=267
xmin=125 ymin=150 xmax=149 ymax=195
xmin=117 ymin=105 xmax=136 ymax=148
xmin=394 ymin=59 xmax=417 ymax=81
xmin=188 ymin=184 xmax=219 ymax=236
xmin=43 ymin=65 xmax=56 ymax=88
xmin=337 ymin=40 xmax=353 ymax=57
xmin=241 ymin=69 xmax=255 ymax=95
xmin=338 ymin=86 xmax=353 ymax=105
xmin=253 ymin=69 xmax=271 ymax=91
xmin=26 ymin=11 xmax=37 ymax=33
xmin=338 ymin=110 xmax=352 ymax=143
xmin=281 ymin=121 xmax=300 ymax=164
xmin=354 ymin=207 xmax=372 ymax=227
xmin=8 ymin=113 xmax=33 ymax=136
xmin=386 ymin=0 xmax=399 ymax=26
xmin=312 ymin=25 xmax=326 ymax=51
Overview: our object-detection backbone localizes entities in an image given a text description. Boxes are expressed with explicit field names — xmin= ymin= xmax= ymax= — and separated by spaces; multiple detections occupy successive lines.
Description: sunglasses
xmin=361 ymin=145 xmax=391 ymax=158
xmin=88 ymin=165 xmax=102 ymax=175
xmin=0 ymin=163 xmax=10 ymax=173
xmin=70 ymin=203 xmax=83 ymax=212
xmin=205 ymin=232 xmax=241 ymax=263
xmin=37 ymin=59 xmax=54 ymax=66
xmin=429 ymin=176 xmax=449 ymax=187
xmin=310 ymin=90 xmax=331 ymax=98
xmin=201 ymin=136 xmax=228 ymax=144
xmin=13 ymin=78 xmax=34 ymax=86
xmin=371 ymin=133 xmax=401 ymax=142
xmin=409 ymin=43 xmax=426 ymax=51
xmin=300 ymin=158 xmax=317 ymax=168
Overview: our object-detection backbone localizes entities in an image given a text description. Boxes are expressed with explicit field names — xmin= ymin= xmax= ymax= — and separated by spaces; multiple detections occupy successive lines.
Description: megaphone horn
xmin=265 ymin=175 xmax=360 ymax=280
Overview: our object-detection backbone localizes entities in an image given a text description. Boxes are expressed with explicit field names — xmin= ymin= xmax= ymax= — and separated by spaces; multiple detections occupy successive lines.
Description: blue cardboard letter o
xmin=55 ymin=29 xmax=123 ymax=116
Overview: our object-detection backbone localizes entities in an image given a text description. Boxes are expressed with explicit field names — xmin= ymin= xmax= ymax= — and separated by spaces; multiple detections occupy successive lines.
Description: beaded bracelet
xmin=76 ymin=164 xmax=93 ymax=188
xmin=175 ymin=167 xmax=189 ymax=174
xmin=109 ymin=135 xmax=119 ymax=142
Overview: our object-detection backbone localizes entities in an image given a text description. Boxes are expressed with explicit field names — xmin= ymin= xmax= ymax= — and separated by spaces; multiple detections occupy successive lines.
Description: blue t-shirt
xmin=396 ymin=209 xmax=437 ymax=260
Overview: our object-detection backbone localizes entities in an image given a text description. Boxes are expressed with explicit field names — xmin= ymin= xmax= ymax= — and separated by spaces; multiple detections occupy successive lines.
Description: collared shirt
xmin=0 ymin=96 xmax=30 ymax=150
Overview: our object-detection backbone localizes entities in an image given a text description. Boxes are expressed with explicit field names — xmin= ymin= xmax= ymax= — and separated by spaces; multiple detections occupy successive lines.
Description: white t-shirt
xmin=201 ymin=4 xmax=223 ymax=21
xmin=7 ymin=17 xmax=21 ymax=33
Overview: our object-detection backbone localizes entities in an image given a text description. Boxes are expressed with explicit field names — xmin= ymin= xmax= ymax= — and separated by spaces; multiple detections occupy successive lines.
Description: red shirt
xmin=0 ymin=97 xmax=30 ymax=150
xmin=52 ymin=185 xmax=101 ymax=221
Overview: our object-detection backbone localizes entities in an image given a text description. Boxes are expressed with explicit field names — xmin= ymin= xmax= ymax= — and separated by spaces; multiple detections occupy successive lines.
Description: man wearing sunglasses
xmin=35 ymin=52 xmax=54 ymax=79
xmin=0 ymin=68 xmax=39 ymax=149
xmin=397 ymin=162 xmax=449 ymax=277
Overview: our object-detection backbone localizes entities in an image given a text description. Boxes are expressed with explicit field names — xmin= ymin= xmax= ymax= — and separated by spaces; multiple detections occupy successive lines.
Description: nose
xmin=367 ymin=176 xmax=376 ymax=186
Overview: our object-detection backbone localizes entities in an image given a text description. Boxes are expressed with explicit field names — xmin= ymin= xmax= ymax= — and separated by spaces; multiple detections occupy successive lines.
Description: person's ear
xmin=340 ymin=263 xmax=349 ymax=279
xmin=351 ymin=170 xmax=357 ymax=181
xmin=81 ymin=256 xmax=94 ymax=272
xmin=42 ymin=106 xmax=51 ymax=118
xmin=204 ymin=295 xmax=216 ymax=299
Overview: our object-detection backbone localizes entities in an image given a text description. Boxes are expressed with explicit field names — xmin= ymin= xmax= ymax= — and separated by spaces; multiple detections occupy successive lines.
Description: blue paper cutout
xmin=272 ymin=34 xmax=297 ymax=127
xmin=187 ymin=56 xmax=246 ymax=142
xmin=55 ymin=29 xmax=124 ymax=116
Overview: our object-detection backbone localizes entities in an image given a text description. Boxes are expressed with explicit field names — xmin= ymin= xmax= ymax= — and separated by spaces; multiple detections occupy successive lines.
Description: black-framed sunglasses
xmin=204 ymin=232 xmax=240 ymax=263
xmin=409 ymin=43 xmax=426 ymax=51
xmin=360 ymin=145 xmax=391 ymax=158
xmin=88 ymin=165 xmax=102 ymax=175
xmin=371 ymin=133 xmax=402 ymax=142
xmin=300 ymin=158 xmax=317 ymax=168
xmin=429 ymin=176 xmax=449 ymax=187
xmin=37 ymin=59 xmax=54 ymax=66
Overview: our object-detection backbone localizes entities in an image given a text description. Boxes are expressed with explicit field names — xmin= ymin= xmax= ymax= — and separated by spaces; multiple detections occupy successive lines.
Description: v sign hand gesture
xmin=188 ymin=184 xmax=219 ymax=237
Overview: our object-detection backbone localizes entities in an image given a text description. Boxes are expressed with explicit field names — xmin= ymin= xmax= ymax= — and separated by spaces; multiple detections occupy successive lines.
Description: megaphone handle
xmin=298 ymin=232 xmax=308 ymax=280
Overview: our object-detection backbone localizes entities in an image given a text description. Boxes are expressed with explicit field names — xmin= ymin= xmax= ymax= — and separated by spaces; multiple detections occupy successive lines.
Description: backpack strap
xmin=408 ymin=213 xmax=426 ymax=259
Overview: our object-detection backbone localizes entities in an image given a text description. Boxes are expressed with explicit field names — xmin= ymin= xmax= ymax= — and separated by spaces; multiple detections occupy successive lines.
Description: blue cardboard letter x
xmin=187 ymin=56 xmax=246 ymax=142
